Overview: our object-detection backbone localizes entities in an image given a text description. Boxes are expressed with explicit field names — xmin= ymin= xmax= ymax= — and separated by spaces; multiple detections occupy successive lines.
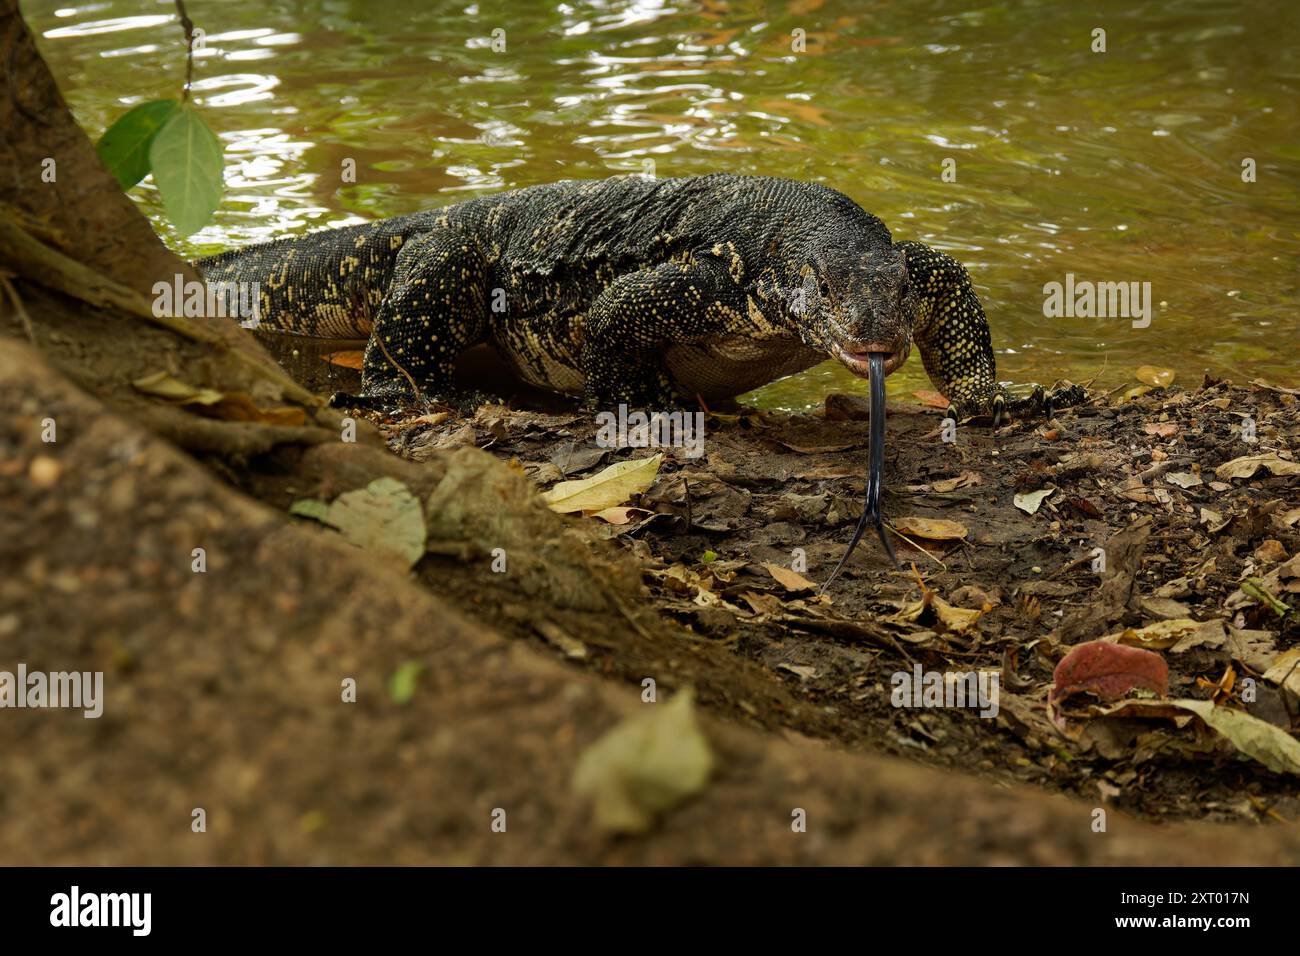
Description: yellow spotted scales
xmin=198 ymin=174 xmax=1004 ymax=418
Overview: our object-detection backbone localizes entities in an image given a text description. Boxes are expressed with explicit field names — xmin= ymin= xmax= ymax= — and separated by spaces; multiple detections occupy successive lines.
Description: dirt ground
xmin=4 ymin=324 xmax=1300 ymax=865
xmin=334 ymin=360 xmax=1299 ymax=830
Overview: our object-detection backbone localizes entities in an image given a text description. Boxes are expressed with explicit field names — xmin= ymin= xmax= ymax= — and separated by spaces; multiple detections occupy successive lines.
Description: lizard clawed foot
xmin=942 ymin=391 xmax=1007 ymax=428
xmin=1008 ymin=382 xmax=1089 ymax=422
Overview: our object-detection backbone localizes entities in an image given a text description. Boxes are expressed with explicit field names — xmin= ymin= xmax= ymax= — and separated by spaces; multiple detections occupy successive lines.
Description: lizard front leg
xmin=581 ymin=255 xmax=744 ymax=411
xmin=336 ymin=230 xmax=491 ymax=409
xmin=896 ymin=240 xmax=1006 ymax=425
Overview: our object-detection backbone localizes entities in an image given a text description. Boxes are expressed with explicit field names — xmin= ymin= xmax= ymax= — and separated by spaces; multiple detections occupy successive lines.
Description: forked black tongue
xmin=822 ymin=351 xmax=897 ymax=591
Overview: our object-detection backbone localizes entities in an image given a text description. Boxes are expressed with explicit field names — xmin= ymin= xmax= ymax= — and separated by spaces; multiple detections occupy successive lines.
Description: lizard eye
xmin=818 ymin=278 xmax=830 ymax=298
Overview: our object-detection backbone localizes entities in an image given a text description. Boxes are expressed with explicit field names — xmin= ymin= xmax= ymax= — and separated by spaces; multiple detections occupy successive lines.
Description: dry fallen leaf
xmin=1263 ymin=649 xmax=1300 ymax=697
xmin=1104 ymin=618 xmax=1225 ymax=653
xmin=1051 ymin=640 xmax=1169 ymax=704
xmin=590 ymin=506 xmax=652 ymax=525
xmin=762 ymin=562 xmax=818 ymax=593
xmin=887 ymin=590 xmax=982 ymax=635
xmin=777 ymin=440 xmax=860 ymax=454
xmin=1215 ymin=453 xmax=1300 ymax=481
xmin=891 ymin=516 xmax=969 ymax=541
xmin=205 ymin=391 xmax=306 ymax=426
xmin=326 ymin=477 xmax=426 ymax=568
xmin=930 ymin=471 xmax=982 ymax=493
xmin=132 ymin=372 xmax=305 ymax=425
xmin=132 ymin=371 xmax=224 ymax=405
xmin=1136 ymin=365 xmax=1176 ymax=388
xmin=291 ymin=477 xmax=426 ymax=569
xmin=542 ymin=454 xmax=663 ymax=513
xmin=1118 ymin=385 xmax=1152 ymax=403
xmin=1176 ymin=699 xmax=1300 ymax=776
xmin=1013 ymin=487 xmax=1055 ymax=515
xmin=323 ymin=350 xmax=365 ymax=370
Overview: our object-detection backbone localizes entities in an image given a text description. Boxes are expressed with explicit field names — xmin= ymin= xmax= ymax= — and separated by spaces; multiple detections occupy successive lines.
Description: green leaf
xmin=96 ymin=99 xmax=181 ymax=190
xmin=388 ymin=662 xmax=425 ymax=705
xmin=572 ymin=688 xmax=714 ymax=834
xmin=325 ymin=477 xmax=426 ymax=568
xmin=149 ymin=105 xmax=224 ymax=237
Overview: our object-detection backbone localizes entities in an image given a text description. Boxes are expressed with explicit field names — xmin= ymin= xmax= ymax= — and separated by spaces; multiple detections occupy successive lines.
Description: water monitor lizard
xmin=200 ymin=173 xmax=1025 ymax=574
xmin=198 ymin=173 xmax=1006 ymax=423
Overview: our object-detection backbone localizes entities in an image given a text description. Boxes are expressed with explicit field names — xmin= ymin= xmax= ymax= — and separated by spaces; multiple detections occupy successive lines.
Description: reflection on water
xmin=28 ymin=0 xmax=1300 ymax=408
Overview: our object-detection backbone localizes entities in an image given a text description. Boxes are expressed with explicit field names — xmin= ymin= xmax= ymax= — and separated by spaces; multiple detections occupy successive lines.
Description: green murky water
xmin=27 ymin=0 xmax=1300 ymax=408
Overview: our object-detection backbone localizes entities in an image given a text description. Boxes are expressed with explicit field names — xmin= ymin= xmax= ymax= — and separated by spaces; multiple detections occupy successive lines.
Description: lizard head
xmin=801 ymin=245 xmax=914 ymax=381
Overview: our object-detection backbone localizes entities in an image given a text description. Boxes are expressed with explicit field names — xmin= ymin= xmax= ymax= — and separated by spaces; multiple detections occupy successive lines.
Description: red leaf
xmin=1050 ymin=640 xmax=1168 ymax=704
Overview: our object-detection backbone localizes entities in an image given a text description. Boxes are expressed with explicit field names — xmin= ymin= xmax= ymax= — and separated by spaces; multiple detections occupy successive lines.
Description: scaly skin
xmin=198 ymin=174 xmax=1004 ymax=417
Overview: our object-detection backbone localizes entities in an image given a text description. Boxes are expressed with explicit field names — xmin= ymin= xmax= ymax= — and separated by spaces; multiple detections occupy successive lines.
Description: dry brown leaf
xmin=931 ymin=471 xmax=982 ymax=493
xmin=887 ymin=590 xmax=982 ymax=635
xmin=131 ymin=372 xmax=305 ymax=425
xmin=590 ymin=506 xmax=652 ymax=525
xmin=1104 ymin=618 xmax=1225 ymax=652
xmin=762 ymin=562 xmax=817 ymax=593
xmin=891 ymin=516 xmax=969 ymax=541
xmin=1215 ymin=453 xmax=1300 ymax=481
xmin=1264 ymin=649 xmax=1300 ymax=697
xmin=777 ymin=440 xmax=860 ymax=454
xmin=323 ymin=350 xmax=365 ymax=369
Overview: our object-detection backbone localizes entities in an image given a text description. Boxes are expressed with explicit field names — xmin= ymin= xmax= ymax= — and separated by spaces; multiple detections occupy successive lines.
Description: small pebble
xmin=28 ymin=456 xmax=61 ymax=487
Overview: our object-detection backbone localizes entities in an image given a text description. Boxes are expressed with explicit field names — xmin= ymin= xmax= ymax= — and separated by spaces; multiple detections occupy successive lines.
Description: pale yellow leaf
xmin=762 ymin=562 xmax=817 ymax=593
xmin=1136 ymin=365 xmax=1176 ymax=388
xmin=541 ymin=454 xmax=663 ymax=513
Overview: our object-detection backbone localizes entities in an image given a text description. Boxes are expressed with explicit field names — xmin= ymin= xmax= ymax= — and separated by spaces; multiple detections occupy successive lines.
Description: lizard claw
xmin=1006 ymin=382 xmax=1088 ymax=422
xmin=942 ymin=392 xmax=1006 ymax=428
xmin=991 ymin=392 xmax=1006 ymax=429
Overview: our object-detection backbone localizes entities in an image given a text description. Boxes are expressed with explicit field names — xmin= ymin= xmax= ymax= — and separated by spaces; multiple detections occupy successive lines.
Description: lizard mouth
xmin=832 ymin=342 xmax=908 ymax=378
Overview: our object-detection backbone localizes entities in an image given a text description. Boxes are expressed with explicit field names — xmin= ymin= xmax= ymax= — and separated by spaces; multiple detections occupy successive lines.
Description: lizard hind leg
xmin=356 ymin=230 xmax=491 ymax=408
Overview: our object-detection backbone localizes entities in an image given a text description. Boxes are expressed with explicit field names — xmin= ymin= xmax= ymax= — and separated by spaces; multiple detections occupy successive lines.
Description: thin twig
xmin=887 ymin=525 xmax=947 ymax=568
xmin=1079 ymin=354 xmax=1108 ymax=390
xmin=373 ymin=333 xmax=423 ymax=403
xmin=174 ymin=0 xmax=195 ymax=102
xmin=0 ymin=273 xmax=36 ymax=343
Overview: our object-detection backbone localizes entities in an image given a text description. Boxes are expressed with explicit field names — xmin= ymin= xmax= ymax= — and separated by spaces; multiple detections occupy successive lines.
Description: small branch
xmin=174 ymin=0 xmax=195 ymax=102
xmin=373 ymin=333 xmax=424 ymax=403
xmin=0 ymin=271 xmax=35 ymax=342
